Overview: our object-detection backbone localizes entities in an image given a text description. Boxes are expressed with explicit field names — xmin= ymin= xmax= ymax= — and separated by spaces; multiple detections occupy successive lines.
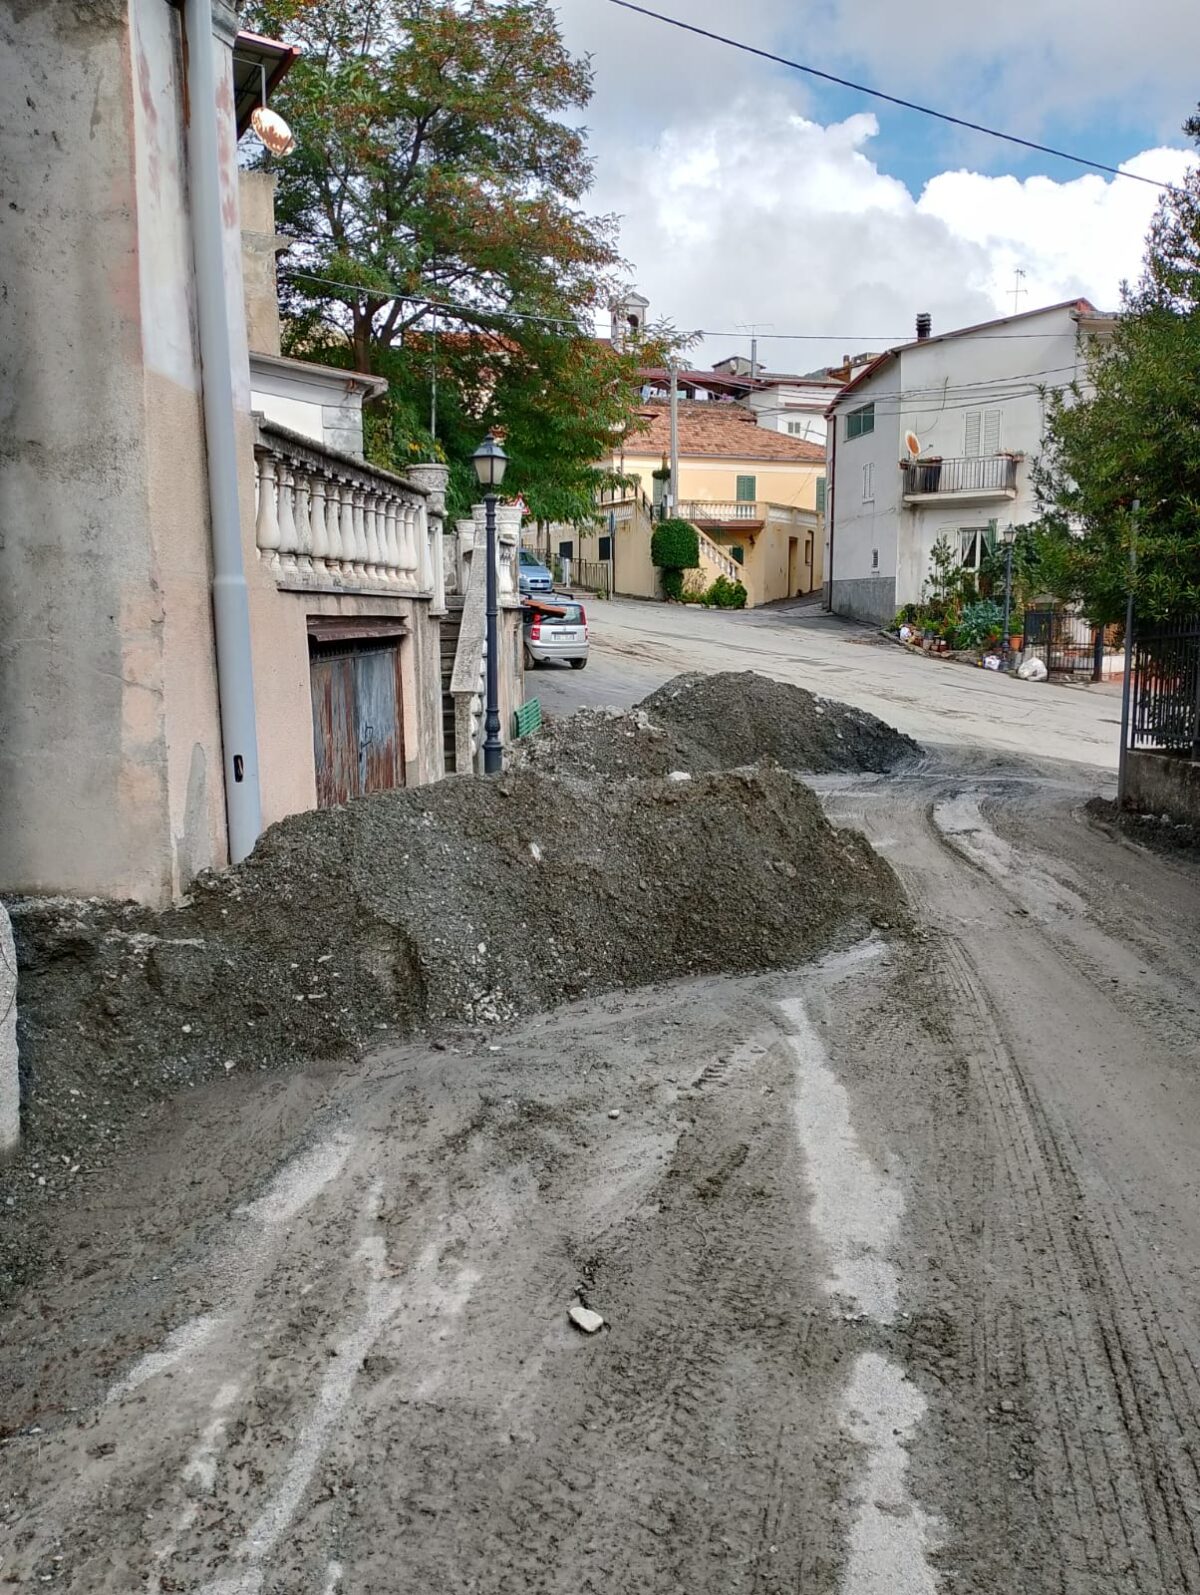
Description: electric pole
xmin=668 ymin=359 xmax=680 ymax=519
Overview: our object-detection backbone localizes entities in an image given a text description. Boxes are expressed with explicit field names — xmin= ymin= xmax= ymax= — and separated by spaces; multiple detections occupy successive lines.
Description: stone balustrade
xmin=253 ymin=420 xmax=435 ymax=598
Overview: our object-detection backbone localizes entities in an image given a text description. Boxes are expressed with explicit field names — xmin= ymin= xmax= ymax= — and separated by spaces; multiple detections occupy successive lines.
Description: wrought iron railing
xmin=1128 ymin=615 xmax=1200 ymax=756
xmin=902 ymin=456 xmax=1018 ymax=497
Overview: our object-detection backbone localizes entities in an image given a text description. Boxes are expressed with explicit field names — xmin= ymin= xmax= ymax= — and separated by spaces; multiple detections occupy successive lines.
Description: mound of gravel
xmin=510 ymin=707 xmax=695 ymax=780
xmin=638 ymin=672 xmax=921 ymax=775
xmin=4 ymin=765 xmax=904 ymax=1287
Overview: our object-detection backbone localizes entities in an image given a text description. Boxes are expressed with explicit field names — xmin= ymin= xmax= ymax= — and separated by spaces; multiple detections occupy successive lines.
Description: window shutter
xmin=983 ymin=409 xmax=1002 ymax=454
xmin=862 ymin=462 xmax=874 ymax=501
xmin=816 ymin=476 xmax=827 ymax=514
xmin=964 ymin=410 xmax=982 ymax=457
xmin=736 ymin=475 xmax=756 ymax=502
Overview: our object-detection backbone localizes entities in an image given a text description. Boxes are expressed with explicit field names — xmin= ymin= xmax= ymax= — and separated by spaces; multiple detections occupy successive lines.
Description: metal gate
xmin=309 ymin=638 xmax=405 ymax=807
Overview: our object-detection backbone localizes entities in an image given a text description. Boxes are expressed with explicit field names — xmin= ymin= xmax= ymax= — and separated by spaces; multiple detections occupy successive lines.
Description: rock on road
xmin=4 ymin=608 xmax=1200 ymax=1594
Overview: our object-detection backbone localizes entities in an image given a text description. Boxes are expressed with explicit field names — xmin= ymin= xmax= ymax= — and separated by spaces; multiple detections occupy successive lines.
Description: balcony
xmin=678 ymin=499 xmax=766 ymax=528
xmin=901 ymin=455 xmax=1018 ymax=504
xmin=253 ymin=420 xmax=439 ymax=600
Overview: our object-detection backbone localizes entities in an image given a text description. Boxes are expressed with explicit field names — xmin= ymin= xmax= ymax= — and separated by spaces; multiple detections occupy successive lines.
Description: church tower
xmin=609 ymin=289 xmax=650 ymax=350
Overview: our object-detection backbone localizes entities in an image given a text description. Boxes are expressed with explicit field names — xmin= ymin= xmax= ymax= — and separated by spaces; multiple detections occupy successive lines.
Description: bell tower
xmin=609 ymin=288 xmax=650 ymax=349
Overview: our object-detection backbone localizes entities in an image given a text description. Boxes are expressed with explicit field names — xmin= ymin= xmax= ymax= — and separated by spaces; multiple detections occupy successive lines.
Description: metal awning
xmin=232 ymin=30 xmax=301 ymax=139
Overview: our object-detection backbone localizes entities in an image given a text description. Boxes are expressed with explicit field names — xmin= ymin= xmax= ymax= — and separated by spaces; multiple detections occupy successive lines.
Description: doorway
xmin=309 ymin=637 xmax=406 ymax=807
xmin=788 ymin=537 xmax=799 ymax=597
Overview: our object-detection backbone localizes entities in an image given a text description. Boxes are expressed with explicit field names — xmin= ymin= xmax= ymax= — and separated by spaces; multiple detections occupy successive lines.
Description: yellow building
xmin=580 ymin=401 xmax=826 ymax=608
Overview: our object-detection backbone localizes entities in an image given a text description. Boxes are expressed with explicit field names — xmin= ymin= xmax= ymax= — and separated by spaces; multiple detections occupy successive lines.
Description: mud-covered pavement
xmin=3 ymin=747 xmax=1200 ymax=1592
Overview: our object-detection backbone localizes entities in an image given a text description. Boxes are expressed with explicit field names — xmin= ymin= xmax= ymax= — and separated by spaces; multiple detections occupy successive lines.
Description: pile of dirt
xmin=513 ymin=673 xmax=920 ymax=780
xmin=639 ymin=671 xmax=922 ymax=774
xmin=1086 ymin=797 xmax=1200 ymax=859
xmin=3 ymin=765 xmax=904 ymax=1287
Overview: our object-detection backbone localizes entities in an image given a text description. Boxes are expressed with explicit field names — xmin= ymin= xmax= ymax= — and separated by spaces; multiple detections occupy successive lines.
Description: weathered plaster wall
xmin=239 ymin=170 xmax=285 ymax=358
xmin=0 ymin=0 xmax=172 ymax=901
xmin=1124 ymin=752 xmax=1200 ymax=827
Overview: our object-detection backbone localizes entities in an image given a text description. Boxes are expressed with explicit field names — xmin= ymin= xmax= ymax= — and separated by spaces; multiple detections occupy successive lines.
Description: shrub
xmin=702 ymin=575 xmax=748 ymax=609
xmin=662 ymin=567 xmax=686 ymax=601
xmin=651 ymin=519 xmax=700 ymax=572
xmin=955 ymin=598 xmax=1005 ymax=649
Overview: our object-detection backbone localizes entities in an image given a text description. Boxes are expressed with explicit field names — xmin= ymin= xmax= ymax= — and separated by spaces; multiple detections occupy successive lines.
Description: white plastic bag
xmin=1016 ymin=656 xmax=1048 ymax=682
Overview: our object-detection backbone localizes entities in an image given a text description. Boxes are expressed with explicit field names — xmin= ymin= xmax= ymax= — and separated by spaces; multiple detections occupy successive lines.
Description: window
xmin=871 ymin=548 xmax=879 ymax=570
xmin=786 ymin=420 xmax=808 ymax=437
xmin=964 ymin=408 xmax=1002 ymax=457
xmin=862 ymin=462 xmax=875 ymax=502
xmin=731 ymin=545 xmax=745 ymax=564
xmin=815 ymin=476 xmax=827 ymax=514
xmin=846 ymin=403 xmax=875 ymax=440
xmin=735 ymin=474 xmax=757 ymax=502
xmin=959 ymin=523 xmax=997 ymax=571
xmin=598 ymin=535 xmax=612 ymax=561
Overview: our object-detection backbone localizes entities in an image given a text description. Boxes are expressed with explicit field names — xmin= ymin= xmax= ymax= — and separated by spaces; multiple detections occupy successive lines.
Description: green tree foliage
xmin=650 ymin=519 xmax=700 ymax=572
xmin=1033 ymin=117 xmax=1200 ymax=622
xmin=243 ymin=0 xmax=662 ymax=517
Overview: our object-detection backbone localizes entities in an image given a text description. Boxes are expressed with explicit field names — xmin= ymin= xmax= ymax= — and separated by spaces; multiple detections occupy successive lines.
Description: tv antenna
xmin=736 ymin=321 xmax=775 ymax=380
xmin=1009 ymin=268 xmax=1029 ymax=314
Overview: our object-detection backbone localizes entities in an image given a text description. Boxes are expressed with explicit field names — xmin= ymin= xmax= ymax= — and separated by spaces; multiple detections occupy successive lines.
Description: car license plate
xmin=552 ymin=629 xmax=574 ymax=640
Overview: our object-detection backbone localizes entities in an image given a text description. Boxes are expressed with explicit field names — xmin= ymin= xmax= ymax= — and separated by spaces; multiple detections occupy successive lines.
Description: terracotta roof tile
xmin=627 ymin=402 xmax=825 ymax=463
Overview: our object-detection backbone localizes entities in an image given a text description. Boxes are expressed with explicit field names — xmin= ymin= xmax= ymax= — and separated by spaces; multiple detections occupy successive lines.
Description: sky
xmin=553 ymin=0 xmax=1200 ymax=370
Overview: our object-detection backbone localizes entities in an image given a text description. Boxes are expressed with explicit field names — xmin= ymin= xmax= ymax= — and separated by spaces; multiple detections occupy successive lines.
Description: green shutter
xmin=815 ymin=476 xmax=827 ymax=514
xmin=735 ymin=474 xmax=756 ymax=502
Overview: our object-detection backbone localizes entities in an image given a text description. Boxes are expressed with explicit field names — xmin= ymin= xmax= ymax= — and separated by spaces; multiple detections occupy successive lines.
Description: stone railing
xmin=695 ymin=528 xmax=745 ymax=583
xmin=679 ymin=499 xmax=764 ymax=524
xmin=252 ymin=420 xmax=441 ymax=602
xmin=449 ymin=504 xmax=524 ymax=771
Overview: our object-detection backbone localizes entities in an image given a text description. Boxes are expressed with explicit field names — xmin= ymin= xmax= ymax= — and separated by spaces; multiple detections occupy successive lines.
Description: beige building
xmin=574 ymin=401 xmax=825 ymax=609
xmin=0 ymin=0 xmax=521 ymax=907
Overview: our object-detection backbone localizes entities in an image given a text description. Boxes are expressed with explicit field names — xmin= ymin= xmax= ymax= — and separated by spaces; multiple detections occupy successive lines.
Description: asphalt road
xmin=532 ymin=597 xmax=1123 ymax=773
xmin=6 ymin=606 xmax=1199 ymax=1595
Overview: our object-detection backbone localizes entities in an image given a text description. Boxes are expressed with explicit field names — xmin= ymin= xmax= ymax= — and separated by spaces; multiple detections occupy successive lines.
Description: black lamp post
xmin=472 ymin=432 xmax=508 ymax=775
xmin=999 ymin=520 xmax=1017 ymax=668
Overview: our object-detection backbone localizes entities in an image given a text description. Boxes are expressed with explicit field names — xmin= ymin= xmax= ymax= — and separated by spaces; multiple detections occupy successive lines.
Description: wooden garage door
xmin=309 ymin=639 xmax=405 ymax=808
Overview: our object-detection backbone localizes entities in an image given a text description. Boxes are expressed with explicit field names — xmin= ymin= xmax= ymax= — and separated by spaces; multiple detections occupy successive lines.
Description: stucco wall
xmin=623 ymin=454 xmax=821 ymax=511
xmin=0 ymin=0 xmax=226 ymax=903
xmin=1123 ymin=752 xmax=1200 ymax=827
xmin=240 ymin=170 xmax=285 ymax=358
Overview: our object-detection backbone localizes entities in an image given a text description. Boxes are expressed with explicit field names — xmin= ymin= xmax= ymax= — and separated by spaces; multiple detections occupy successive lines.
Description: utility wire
xmin=280 ymin=268 xmax=1112 ymax=346
xmin=603 ymin=0 xmax=1180 ymax=193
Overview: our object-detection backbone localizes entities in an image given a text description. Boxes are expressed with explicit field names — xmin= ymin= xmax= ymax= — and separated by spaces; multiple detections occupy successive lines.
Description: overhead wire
xmin=602 ymin=0 xmax=1182 ymax=194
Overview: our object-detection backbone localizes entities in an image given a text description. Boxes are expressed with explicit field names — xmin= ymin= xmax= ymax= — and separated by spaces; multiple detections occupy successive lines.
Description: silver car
xmin=523 ymin=596 xmax=589 ymax=670
xmin=518 ymin=549 xmax=555 ymax=595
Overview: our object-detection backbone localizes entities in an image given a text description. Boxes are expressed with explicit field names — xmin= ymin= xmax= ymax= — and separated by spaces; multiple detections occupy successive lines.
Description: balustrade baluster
xmin=254 ymin=453 xmax=281 ymax=565
xmin=309 ymin=475 xmax=330 ymax=567
xmin=276 ymin=463 xmax=299 ymax=577
xmin=293 ymin=468 xmax=313 ymax=575
xmin=416 ymin=505 xmax=434 ymax=594
xmin=364 ymin=491 xmax=382 ymax=582
xmin=383 ymin=498 xmax=401 ymax=585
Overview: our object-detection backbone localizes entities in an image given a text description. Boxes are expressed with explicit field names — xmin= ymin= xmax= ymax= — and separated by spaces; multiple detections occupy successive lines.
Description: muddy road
xmin=3 ymin=752 xmax=1200 ymax=1594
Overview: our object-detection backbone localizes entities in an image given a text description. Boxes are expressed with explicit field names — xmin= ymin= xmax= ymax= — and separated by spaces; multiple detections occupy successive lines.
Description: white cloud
xmin=586 ymin=99 xmax=1195 ymax=368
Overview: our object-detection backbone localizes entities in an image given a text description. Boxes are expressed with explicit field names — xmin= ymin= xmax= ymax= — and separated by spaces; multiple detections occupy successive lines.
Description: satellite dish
xmin=251 ymin=104 xmax=296 ymax=157
xmin=904 ymin=431 xmax=922 ymax=458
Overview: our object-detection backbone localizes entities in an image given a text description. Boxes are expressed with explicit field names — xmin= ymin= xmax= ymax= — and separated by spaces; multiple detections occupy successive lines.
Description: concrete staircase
xmin=440 ymin=600 xmax=464 ymax=774
xmin=694 ymin=527 xmax=747 ymax=588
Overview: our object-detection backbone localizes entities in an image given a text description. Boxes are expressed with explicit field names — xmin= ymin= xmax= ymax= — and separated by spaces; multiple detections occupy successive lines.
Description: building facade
xmin=824 ymin=302 xmax=1113 ymax=626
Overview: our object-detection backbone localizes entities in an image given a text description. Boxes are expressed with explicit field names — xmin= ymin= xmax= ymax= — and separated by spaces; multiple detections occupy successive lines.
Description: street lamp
xmin=472 ymin=432 xmax=508 ymax=775
xmin=999 ymin=521 xmax=1017 ymax=667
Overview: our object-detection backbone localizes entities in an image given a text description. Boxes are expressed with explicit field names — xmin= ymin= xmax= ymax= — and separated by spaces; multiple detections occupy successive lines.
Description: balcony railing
xmin=253 ymin=421 xmax=436 ymax=597
xmin=901 ymin=455 xmax=1018 ymax=499
xmin=678 ymin=499 xmax=765 ymax=524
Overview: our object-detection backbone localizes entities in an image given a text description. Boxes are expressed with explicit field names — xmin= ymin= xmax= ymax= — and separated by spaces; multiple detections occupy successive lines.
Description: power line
xmin=603 ymin=0 xmax=1180 ymax=194
xmin=281 ymin=267 xmax=1111 ymax=347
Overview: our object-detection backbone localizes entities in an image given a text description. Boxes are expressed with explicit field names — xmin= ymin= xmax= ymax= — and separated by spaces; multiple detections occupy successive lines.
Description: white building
xmin=824 ymin=301 xmax=1114 ymax=626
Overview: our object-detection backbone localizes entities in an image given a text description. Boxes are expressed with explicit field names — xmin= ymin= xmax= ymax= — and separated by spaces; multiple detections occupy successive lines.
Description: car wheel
xmin=569 ymin=657 xmax=588 ymax=670
xmin=523 ymin=646 xmax=539 ymax=670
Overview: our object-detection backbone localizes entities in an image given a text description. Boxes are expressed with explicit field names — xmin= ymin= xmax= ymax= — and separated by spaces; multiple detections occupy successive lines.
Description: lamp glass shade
xmin=999 ymin=521 xmax=1016 ymax=546
xmin=472 ymin=432 xmax=508 ymax=489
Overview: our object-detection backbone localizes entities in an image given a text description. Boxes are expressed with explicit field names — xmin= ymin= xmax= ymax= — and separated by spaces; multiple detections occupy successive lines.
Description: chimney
xmin=916 ymin=312 xmax=932 ymax=341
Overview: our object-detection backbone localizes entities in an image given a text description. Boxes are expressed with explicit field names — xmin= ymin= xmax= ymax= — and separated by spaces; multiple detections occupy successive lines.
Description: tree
xmin=244 ymin=0 xmax=668 ymax=518
xmin=244 ymin=0 xmax=620 ymax=370
xmin=1033 ymin=117 xmax=1200 ymax=622
xmin=651 ymin=518 xmax=700 ymax=601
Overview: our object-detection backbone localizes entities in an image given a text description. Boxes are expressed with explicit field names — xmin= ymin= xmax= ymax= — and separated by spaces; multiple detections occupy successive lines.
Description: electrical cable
xmin=603 ymin=0 xmax=1181 ymax=194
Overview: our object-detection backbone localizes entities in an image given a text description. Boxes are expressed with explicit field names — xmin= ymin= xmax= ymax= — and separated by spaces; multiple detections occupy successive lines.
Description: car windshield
xmin=518 ymin=551 xmax=543 ymax=567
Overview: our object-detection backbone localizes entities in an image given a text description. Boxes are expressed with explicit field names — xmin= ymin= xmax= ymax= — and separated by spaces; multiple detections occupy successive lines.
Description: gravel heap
xmin=514 ymin=672 xmax=920 ymax=780
xmin=3 ymin=671 xmax=916 ymax=1294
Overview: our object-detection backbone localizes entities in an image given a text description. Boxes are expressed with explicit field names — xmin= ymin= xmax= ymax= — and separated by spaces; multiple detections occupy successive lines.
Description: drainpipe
xmin=184 ymin=0 xmax=263 ymax=863
xmin=824 ymin=420 xmax=837 ymax=610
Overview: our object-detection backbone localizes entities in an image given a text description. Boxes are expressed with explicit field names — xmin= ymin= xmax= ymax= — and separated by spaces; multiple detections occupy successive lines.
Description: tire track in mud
xmin=932 ymin=930 xmax=1200 ymax=1593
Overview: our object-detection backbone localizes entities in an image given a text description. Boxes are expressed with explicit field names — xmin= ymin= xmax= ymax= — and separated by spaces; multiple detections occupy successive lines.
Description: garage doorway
xmin=309 ymin=636 xmax=406 ymax=807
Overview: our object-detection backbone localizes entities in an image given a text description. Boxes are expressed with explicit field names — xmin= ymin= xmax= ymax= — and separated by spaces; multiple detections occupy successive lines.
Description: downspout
xmin=184 ymin=0 xmax=263 ymax=863
xmin=825 ymin=418 xmax=837 ymax=611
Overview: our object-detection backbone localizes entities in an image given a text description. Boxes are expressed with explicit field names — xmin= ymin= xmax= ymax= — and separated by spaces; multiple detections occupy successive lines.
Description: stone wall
xmin=1124 ymin=751 xmax=1200 ymax=827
